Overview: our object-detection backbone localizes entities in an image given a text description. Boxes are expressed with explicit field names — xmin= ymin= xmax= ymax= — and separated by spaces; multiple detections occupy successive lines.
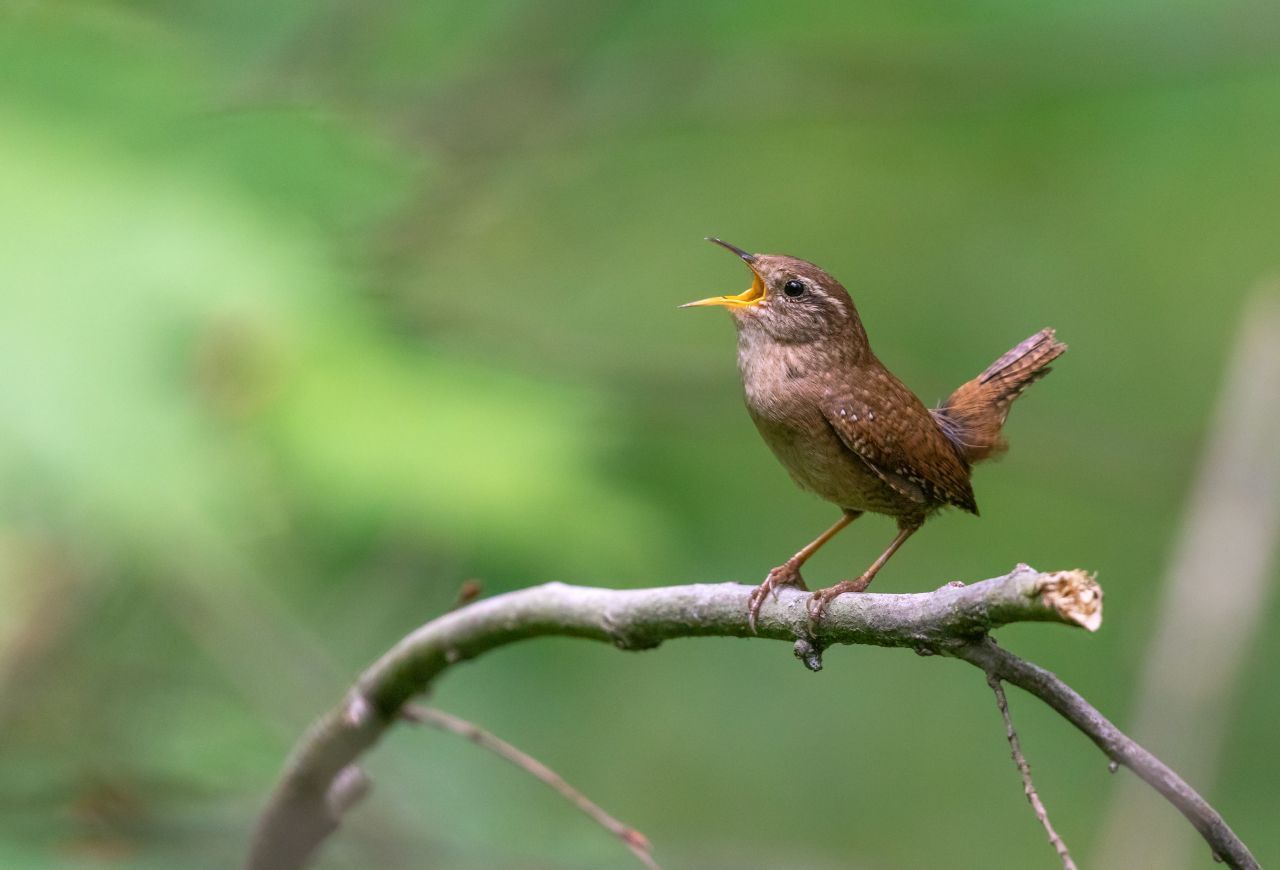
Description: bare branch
xmin=955 ymin=637 xmax=1259 ymax=870
xmin=403 ymin=705 xmax=658 ymax=869
xmin=246 ymin=566 xmax=1255 ymax=870
xmin=985 ymin=673 xmax=1076 ymax=869
xmin=325 ymin=765 xmax=370 ymax=818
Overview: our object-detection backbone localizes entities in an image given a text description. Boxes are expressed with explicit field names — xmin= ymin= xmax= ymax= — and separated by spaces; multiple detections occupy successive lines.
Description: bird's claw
xmin=806 ymin=576 xmax=872 ymax=630
xmin=746 ymin=562 xmax=807 ymax=633
xmin=805 ymin=590 xmax=835 ymax=628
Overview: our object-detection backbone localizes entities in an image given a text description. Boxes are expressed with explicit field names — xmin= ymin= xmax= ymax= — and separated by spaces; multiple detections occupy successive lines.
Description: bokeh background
xmin=3 ymin=2 xmax=1279 ymax=867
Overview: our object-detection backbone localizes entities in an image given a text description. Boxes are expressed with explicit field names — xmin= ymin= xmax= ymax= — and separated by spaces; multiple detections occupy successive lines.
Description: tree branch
xmin=985 ymin=673 xmax=1076 ymax=869
xmin=401 ymin=704 xmax=659 ymax=868
xmin=955 ymin=637 xmax=1259 ymax=869
xmin=246 ymin=565 xmax=1255 ymax=870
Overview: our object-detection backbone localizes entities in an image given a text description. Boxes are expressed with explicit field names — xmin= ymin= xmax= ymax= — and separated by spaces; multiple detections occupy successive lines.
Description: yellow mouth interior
xmin=681 ymin=273 xmax=765 ymax=308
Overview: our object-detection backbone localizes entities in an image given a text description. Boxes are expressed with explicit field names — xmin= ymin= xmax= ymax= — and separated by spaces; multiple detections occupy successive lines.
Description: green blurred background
xmin=2 ymin=1 xmax=1279 ymax=867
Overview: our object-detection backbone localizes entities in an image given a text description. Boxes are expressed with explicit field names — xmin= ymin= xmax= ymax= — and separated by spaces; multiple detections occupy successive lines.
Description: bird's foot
xmin=806 ymin=575 xmax=873 ymax=629
xmin=747 ymin=561 xmax=808 ymax=634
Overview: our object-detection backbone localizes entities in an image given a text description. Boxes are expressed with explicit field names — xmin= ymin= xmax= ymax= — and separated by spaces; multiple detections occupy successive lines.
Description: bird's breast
xmin=735 ymin=340 xmax=903 ymax=513
xmin=737 ymin=340 xmax=816 ymax=415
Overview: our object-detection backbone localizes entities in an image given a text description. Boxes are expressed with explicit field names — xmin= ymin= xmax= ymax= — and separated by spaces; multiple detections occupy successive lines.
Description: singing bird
xmin=683 ymin=239 xmax=1066 ymax=630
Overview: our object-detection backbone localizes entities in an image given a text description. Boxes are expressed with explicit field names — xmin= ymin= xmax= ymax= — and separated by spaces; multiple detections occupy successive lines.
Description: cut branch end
xmin=1037 ymin=570 xmax=1102 ymax=631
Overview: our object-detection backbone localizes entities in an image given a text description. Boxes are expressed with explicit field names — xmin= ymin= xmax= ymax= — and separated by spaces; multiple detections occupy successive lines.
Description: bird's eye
xmin=783 ymin=279 xmax=806 ymax=298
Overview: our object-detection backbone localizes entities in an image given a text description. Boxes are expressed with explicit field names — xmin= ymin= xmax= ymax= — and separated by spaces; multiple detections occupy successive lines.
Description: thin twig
xmin=985 ymin=673 xmax=1076 ymax=869
xmin=402 ymin=704 xmax=659 ymax=869
xmin=246 ymin=567 xmax=1257 ymax=870
xmin=955 ymin=637 xmax=1258 ymax=870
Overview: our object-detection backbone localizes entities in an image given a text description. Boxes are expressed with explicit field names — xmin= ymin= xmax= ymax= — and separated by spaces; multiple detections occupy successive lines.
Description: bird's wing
xmin=822 ymin=375 xmax=978 ymax=514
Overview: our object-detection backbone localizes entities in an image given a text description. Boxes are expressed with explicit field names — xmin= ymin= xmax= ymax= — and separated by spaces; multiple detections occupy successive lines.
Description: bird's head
xmin=682 ymin=238 xmax=865 ymax=347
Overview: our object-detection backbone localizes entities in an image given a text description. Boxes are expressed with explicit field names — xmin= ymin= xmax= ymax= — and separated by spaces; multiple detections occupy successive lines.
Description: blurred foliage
xmin=1 ymin=0 xmax=1279 ymax=867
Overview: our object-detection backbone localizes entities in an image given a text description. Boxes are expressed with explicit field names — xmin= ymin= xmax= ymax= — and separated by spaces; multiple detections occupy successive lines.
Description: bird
xmin=682 ymin=238 xmax=1066 ymax=631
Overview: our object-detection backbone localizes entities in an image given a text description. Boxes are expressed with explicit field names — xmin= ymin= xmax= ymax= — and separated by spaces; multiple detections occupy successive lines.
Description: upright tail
xmin=933 ymin=328 xmax=1066 ymax=464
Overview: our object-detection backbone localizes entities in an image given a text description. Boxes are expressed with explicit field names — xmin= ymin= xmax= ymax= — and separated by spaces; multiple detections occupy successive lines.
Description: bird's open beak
xmin=680 ymin=238 xmax=765 ymax=308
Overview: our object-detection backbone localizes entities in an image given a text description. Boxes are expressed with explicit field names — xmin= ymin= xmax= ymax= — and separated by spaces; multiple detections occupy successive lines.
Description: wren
xmin=683 ymin=238 xmax=1066 ymax=631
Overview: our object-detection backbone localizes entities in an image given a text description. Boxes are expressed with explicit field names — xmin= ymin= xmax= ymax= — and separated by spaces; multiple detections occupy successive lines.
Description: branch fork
xmin=247 ymin=566 xmax=1257 ymax=870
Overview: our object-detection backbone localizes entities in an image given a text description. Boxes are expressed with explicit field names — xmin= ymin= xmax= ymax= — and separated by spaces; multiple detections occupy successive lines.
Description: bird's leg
xmin=747 ymin=510 xmax=862 ymax=633
xmin=807 ymin=518 xmax=922 ymax=626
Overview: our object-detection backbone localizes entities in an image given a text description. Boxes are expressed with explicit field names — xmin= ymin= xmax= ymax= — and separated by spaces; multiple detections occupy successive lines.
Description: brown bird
xmin=683 ymin=238 xmax=1066 ymax=631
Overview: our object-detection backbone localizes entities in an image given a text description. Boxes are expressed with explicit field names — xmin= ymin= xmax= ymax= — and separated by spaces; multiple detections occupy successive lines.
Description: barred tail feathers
xmin=933 ymin=328 xmax=1066 ymax=464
